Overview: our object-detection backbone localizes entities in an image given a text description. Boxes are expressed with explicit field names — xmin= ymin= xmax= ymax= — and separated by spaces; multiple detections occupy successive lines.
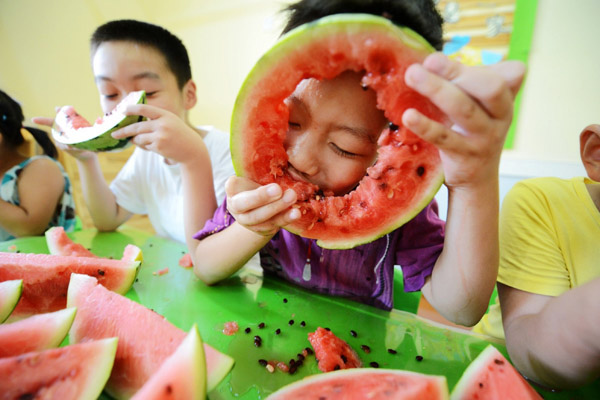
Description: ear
xmin=580 ymin=124 xmax=600 ymax=182
xmin=182 ymin=79 xmax=198 ymax=110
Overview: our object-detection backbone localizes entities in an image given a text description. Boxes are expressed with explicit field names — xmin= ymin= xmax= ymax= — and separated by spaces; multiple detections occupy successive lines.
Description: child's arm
xmin=402 ymin=53 xmax=526 ymax=326
xmin=499 ymin=280 xmax=600 ymax=388
xmin=0 ymin=158 xmax=66 ymax=237
xmin=189 ymin=176 xmax=299 ymax=285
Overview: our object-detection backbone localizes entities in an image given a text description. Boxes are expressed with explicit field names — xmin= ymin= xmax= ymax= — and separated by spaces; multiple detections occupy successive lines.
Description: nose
xmin=285 ymin=131 xmax=319 ymax=178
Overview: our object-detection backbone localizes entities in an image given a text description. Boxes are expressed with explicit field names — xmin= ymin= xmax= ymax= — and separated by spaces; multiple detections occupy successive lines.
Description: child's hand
xmin=111 ymin=104 xmax=205 ymax=164
xmin=403 ymin=53 xmax=526 ymax=189
xmin=225 ymin=176 xmax=300 ymax=237
xmin=32 ymin=115 xmax=97 ymax=162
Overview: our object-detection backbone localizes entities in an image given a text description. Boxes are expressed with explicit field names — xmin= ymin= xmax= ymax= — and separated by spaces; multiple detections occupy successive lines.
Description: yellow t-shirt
xmin=474 ymin=177 xmax=600 ymax=339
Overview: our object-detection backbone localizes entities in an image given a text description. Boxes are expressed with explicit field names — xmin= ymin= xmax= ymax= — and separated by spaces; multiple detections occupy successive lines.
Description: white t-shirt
xmin=110 ymin=126 xmax=234 ymax=244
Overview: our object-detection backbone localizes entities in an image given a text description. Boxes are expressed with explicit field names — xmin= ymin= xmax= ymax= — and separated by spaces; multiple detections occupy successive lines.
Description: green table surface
xmin=1 ymin=228 xmax=598 ymax=399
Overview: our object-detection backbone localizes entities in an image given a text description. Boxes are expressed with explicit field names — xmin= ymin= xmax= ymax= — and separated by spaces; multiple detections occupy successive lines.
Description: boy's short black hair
xmin=91 ymin=19 xmax=192 ymax=89
xmin=282 ymin=0 xmax=444 ymax=51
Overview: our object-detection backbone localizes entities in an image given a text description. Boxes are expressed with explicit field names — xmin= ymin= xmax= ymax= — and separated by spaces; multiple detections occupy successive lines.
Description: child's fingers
xmin=487 ymin=60 xmax=526 ymax=97
xmin=225 ymin=176 xmax=261 ymax=198
xmin=124 ymin=104 xmax=165 ymax=120
xmin=402 ymin=108 xmax=463 ymax=152
xmin=230 ymin=188 xmax=297 ymax=227
xmin=112 ymin=120 xmax=156 ymax=139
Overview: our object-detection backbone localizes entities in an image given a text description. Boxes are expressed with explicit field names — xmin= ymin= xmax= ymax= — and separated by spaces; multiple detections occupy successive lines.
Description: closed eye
xmin=330 ymin=142 xmax=358 ymax=158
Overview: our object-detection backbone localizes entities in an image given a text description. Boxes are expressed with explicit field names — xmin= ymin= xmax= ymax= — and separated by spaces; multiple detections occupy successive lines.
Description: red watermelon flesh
xmin=0 ymin=337 xmax=117 ymax=400
xmin=0 ymin=307 xmax=76 ymax=358
xmin=450 ymin=345 xmax=543 ymax=400
xmin=231 ymin=14 xmax=447 ymax=249
xmin=45 ymin=227 xmax=98 ymax=258
xmin=0 ymin=279 xmax=22 ymax=322
xmin=266 ymin=368 xmax=449 ymax=400
xmin=67 ymin=273 xmax=233 ymax=399
xmin=131 ymin=324 xmax=206 ymax=400
xmin=0 ymin=252 xmax=139 ymax=315
xmin=308 ymin=327 xmax=362 ymax=372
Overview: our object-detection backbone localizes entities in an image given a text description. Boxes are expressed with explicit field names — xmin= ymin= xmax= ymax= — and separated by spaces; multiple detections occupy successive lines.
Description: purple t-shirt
xmin=194 ymin=199 xmax=445 ymax=310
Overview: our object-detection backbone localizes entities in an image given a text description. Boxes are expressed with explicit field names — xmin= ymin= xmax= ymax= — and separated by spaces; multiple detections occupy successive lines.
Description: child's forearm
xmin=76 ymin=156 xmax=131 ymax=231
xmin=423 ymin=178 xmax=500 ymax=326
xmin=502 ymin=279 xmax=600 ymax=388
xmin=190 ymin=222 xmax=273 ymax=285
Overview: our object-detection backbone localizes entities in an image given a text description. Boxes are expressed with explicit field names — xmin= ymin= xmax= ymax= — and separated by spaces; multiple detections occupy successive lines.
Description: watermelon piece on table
xmin=0 ymin=279 xmax=22 ymax=322
xmin=0 ymin=307 xmax=76 ymax=358
xmin=0 ymin=252 xmax=139 ymax=315
xmin=131 ymin=324 xmax=206 ymax=400
xmin=308 ymin=327 xmax=362 ymax=372
xmin=0 ymin=337 xmax=118 ymax=400
xmin=67 ymin=273 xmax=234 ymax=399
xmin=266 ymin=368 xmax=449 ymax=399
xmin=450 ymin=344 xmax=543 ymax=400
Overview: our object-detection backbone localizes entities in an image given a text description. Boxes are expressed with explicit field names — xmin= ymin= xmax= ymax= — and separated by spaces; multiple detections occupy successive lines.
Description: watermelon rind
xmin=230 ymin=14 xmax=445 ymax=249
xmin=0 ymin=337 xmax=118 ymax=400
xmin=0 ymin=307 xmax=76 ymax=357
xmin=266 ymin=368 xmax=449 ymax=399
xmin=52 ymin=90 xmax=146 ymax=152
xmin=131 ymin=323 xmax=206 ymax=399
xmin=450 ymin=345 xmax=543 ymax=400
xmin=0 ymin=279 xmax=23 ymax=322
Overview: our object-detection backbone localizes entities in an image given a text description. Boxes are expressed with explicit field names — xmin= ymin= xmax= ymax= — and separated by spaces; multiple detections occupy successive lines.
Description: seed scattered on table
xmin=275 ymin=328 xmax=281 ymax=335
xmin=258 ymin=322 xmax=265 ymax=329
xmin=300 ymin=321 xmax=306 ymax=327
xmin=387 ymin=349 xmax=397 ymax=355
xmin=288 ymin=319 xmax=294 ymax=326
xmin=415 ymin=355 xmax=423 ymax=362
xmin=283 ymin=298 xmax=288 ymax=303
xmin=369 ymin=361 xmax=380 ymax=368
xmin=258 ymin=359 xmax=268 ymax=367
xmin=360 ymin=345 xmax=371 ymax=354
xmin=244 ymin=327 xmax=251 ymax=334
xmin=350 ymin=330 xmax=357 ymax=337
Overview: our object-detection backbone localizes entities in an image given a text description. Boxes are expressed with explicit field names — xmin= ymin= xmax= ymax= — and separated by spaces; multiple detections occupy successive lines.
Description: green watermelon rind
xmin=52 ymin=91 xmax=146 ymax=152
xmin=230 ymin=14 xmax=445 ymax=249
xmin=266 ymin=368 xmax=449 ymax=399
xmin=79 ymin=337 xmax=120 ymax=400
xmin=0 ymin=279 xmax=23 ymax=323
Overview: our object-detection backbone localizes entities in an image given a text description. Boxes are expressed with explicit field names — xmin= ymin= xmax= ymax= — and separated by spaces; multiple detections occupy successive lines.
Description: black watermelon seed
xmin=324 ymin=327 xmax=331 ymax=331
xmin=254 ymin=335 xmax=262 ymax=342
xmin=258 ymin=359 xmax=268 ymax=367
xmin=258 ymin=322 xmax=265 ymax=329
xmin=387 ymin=349 xmax=397 ymax=355
xmin=97 ymin=269 xmax=105 ymax=276
xmin=275 ymin=328 xmax=281 ymax=335
xmin=350 ymin=330 xmax=357 ymax=337
xmin=341 ymin=355 xmax=347 ymax=363
xmin=166 ymin=384 xmax=173 ymax=394
xmin=333 ymin=365 xmax=340 ymax=371
xmin=360 ymin=345 xmax=371 ymax=354
xmin=389 ymin=122 xmax=399 ymax=131
xmin=416 ymin=355 xmax=423 ymax=362
xmin=479 ymin=382 xmax=484 ymax=388
xmin=254 ymin=341 xmax=262 ymax=348
xmin=288 ymin=319 xmax=294 ymax=326
xmin=370 ymin=361 xmax=380 ymax=368
xmin=416 ymin=166 xmax=425 ymax=176
xmin=289 ymin=364 xmax=298 ymax=374
xmin=289 ymin=359 xmax=296 ymax=366
xmin=305 ymin=347 xmax=314 ymax=355
xmin=300 ymin=321 xmax=306 ymax=327
xmin=296 ymin=359 xmax=303 ymax=367
xmin=283 ymin=298 xmax=288 ymax=303
xmin=494 ymin=359 xmax=504 ymax=365
xmin=244 ymin=327 xmax=251 ymax=334
xmin=297 ymin=354 xmax=305 ymax=361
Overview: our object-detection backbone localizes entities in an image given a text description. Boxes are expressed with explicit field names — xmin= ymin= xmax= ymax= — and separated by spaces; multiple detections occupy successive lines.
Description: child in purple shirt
xmin=192 ymin=0 xmax=526 ymax=326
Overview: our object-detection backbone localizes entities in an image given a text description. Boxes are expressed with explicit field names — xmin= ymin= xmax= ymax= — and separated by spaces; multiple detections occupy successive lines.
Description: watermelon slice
xmin=0 ymin=252 xmax=139 ymax=315
xmin=231 ymin=14 xmax=447 ymax=249
xmin=0 ymin=307 xmax=76 ymax=357
xmin=0 ymin=337 xmax=118 ymax=400
xmin=308 ymin=327 xmax=362 ymax=372
xmin=51 ymin=90 xmax=146 ymax=152
xmin=67 ymin=273 xmax=234 ymax=399
xmin=131 ymin=324 xmax=207 ymax=400
xmin=450 ymin=345 xmax=543 ymax=400
xmin=266 ymin=368 xmax=449 ymax=399
xmin=0 ymin=279 xmax=22 ymax=322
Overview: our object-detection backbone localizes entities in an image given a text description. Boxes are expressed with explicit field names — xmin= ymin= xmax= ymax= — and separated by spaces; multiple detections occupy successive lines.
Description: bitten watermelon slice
xmin=0 ymin=252 xmax=139 ymax=315
xmin=231 ymin=14 xmax=446 ymax=249
xmin=131 ymin=324 xmax=206 ymax=400
xmin=0 ymin=307 xmax=76 ymax=357
xmin=67 ymin=273 xmax=234 ymax=399
xmin=308 ymin=327 xmax=362 ymax=372
xmin=450 ymin=345 xmax=543 ymax=400
xmin=266 ymin=368 xmax=449 ymax=399
xmin=0 ymin=279 xmax=22 ymax=322
xmin=0 ymin=337 xmax=118 ymax=400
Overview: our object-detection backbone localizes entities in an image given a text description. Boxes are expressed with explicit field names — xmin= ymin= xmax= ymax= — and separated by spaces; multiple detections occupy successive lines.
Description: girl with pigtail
xmin=0 ymin=89 xmax=76 ymax=241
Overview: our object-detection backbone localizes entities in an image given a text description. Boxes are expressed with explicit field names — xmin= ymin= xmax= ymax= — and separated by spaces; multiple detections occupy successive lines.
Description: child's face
xmin=92 ymin=41 xmax=191 ymax=117
xmin=284 ymin=71 xmax=387 ymax=196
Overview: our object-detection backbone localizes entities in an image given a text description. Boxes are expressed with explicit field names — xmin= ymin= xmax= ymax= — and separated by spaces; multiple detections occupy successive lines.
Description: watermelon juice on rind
xmin=67 ymin=273 xmax=233 ymax=399
xmin=0 ymin=307 xmax=76 ymax=357
xmin=52 ymin=90 xmax=146 ymax=152
xmin=131 ymin=324 xmax=207 ymax=400
xmin=231 ymin=14 xmax=446 ymax=249
xmin=0 ymin=279 xmax=22 ymax=322
xmin=0 ymin=337 xmax=118 ymax=400
xmin=266 ymin=368 xmax=449 ymax=400
xmin=450 ymin=344 xmax=543 ymax=400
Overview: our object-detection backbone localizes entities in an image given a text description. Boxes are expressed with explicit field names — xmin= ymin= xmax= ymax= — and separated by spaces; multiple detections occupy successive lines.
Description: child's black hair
xmin=282 ymin=0 xmax=444 ymax=51
xmin=0 ymin=89 xmax=57 ymax=159
xmin=90 ymin=19 xmax=192 ymax=89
